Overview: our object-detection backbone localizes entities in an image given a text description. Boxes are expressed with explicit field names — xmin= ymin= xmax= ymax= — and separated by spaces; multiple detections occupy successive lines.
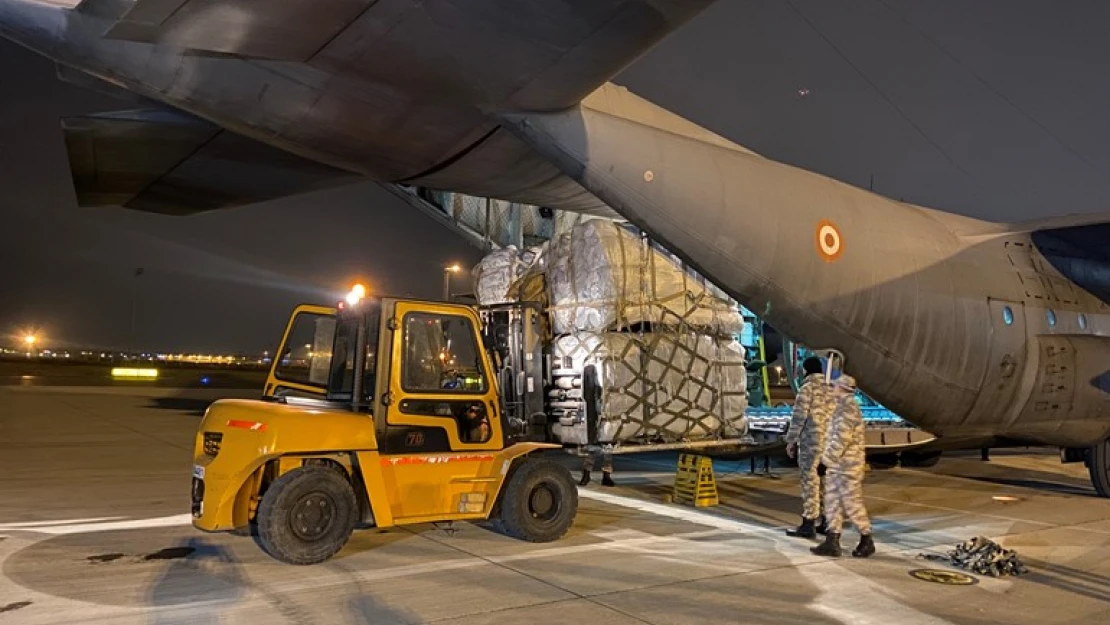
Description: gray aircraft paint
xmin=503 ymin=99 xmax=1110 ymax=449
xmin=2 ymin=1 xmax=1109 ymax=467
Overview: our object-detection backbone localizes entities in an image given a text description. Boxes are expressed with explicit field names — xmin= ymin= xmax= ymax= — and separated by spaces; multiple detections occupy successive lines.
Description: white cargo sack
xmin=546 ymin=220 xmax=743 ymax=335
xmin=473 ymin=246 xmax=522 ymax=305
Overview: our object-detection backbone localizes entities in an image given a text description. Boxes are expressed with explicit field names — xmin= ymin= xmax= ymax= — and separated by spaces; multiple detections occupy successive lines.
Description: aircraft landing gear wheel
xmin=1089 ymin=438 xmax=1110 ymax=498
xmin=256 ymin=466 xmax=358 ymax=565
xmin=496 ymin=458 xmax=578 ymax=542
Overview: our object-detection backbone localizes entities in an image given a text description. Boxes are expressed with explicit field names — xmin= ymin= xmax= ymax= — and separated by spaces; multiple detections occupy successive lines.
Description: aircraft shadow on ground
xmin=146 ymin=397 xmax=214 ymax=416
xmin=960 ymin=475 xmax=1095 ymax=497
xmin=1023 ymin=559 xmax=1110 ymax=604
xmin=146 ymin=537 xmax=415 ymax=625
xmin=926 ymin=461 xmax=1096 ymax=497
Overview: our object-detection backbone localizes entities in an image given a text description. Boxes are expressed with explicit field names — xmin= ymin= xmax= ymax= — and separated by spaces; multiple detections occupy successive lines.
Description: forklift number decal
xmin=405 ymin=431 xmax=425 ymax=447
xmin=381 ymin=454 xmax=495 ymax=466
xmin=816 ymin=220 xmax=843 ymax=262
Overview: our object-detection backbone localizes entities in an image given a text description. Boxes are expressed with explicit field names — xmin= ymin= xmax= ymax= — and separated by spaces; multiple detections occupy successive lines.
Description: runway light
xmin=111 ymin=367 xmax=159 ymax=379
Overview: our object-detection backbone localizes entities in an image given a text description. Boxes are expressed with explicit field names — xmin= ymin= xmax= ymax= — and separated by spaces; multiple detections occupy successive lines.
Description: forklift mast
xmin=478 ymin=303 xmax=550 ymax=444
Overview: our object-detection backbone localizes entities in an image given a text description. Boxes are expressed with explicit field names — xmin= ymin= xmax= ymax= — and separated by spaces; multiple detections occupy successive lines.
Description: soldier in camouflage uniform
xmin=812 ymin=375 xmax=876 ymax=558
xmin=580 ymin=450 xmax=614 ymax=487
xmin=784 ymin=357 xmax=835 ymax=538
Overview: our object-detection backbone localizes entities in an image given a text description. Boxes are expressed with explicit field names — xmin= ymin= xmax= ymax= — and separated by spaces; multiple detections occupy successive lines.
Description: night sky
xmin=3 ymin=0 xmax=1109 ymax=354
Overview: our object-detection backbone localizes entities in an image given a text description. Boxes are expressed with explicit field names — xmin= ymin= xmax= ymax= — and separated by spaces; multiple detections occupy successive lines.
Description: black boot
xmin=815 ymin=515 xmax=828 ymax=536
xmin=786 ymin=517 xmax=817 ymax=539
xmin=602 ymin=471 xmax=615 ymax=487
xmin=579 ymin=470 xmax=591 ymax=486
xmin=810 ymin=532 xmax=841 ymax=557
xmin=852 ymin=534 xmax=875 ymax=558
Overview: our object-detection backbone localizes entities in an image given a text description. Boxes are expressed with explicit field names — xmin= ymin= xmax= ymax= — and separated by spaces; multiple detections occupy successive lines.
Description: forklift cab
xmin=262 ymin=295 xmax=505 ymax=452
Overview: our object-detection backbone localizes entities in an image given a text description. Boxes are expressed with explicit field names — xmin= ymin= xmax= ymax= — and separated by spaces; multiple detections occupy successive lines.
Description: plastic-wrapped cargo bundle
xmin=473 ymin=246 xmax=521 ymax=305
xmin=474 ymin=245 xmax=547 ymax=305
xmin=549 ymin=332 xmax=748 ymax=445
xmin=643 ymin=334 xmax=748 ymax=438
xmin=548 ymin=333 xmax=642 ymax=444
xmin=546 ymin=220 xmax=743 ymax=336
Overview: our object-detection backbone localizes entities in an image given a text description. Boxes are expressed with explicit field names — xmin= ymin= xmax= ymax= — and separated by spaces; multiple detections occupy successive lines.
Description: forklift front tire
xmin=495 ymin=458 xmax=578 ymax=542
xmin=256 ymin=465 xmax=358 ymax=565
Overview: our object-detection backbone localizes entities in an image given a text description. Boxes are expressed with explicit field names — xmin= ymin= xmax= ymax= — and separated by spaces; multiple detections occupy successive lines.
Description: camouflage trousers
xmin=583 ymin=451 xmax=613 ymax=473
xmin=798 ymin=450 xmax=825 ymax=520
xmin=824 ymin=468 xmax=872 ymax=535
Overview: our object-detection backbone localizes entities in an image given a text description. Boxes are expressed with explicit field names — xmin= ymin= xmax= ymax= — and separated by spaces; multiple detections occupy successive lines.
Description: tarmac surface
xmin=1 ymin=385 xmax=1109 ymax=624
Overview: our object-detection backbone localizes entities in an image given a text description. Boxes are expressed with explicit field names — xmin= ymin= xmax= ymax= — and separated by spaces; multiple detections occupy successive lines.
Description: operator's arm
xmin=821 ymin=402 xmax=848 ymax=467
xmin=785 ymin=383 xmax=812 ymax=445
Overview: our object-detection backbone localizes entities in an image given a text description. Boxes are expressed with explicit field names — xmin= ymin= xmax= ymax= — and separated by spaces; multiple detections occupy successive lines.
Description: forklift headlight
xmin=346 ymin=283 xmax=367 ymax=306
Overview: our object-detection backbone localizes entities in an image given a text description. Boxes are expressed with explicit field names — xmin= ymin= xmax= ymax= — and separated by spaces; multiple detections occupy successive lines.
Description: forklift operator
xmin=463 ymin=403 xmax=491 ymax=443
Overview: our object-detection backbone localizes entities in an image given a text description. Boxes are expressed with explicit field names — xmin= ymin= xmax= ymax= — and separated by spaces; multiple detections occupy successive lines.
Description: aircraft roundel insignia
xmin=816 ymin=220 xmax=844 ymax=262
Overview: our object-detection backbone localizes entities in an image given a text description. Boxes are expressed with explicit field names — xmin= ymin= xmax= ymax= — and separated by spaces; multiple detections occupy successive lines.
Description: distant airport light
xmin=443 ymin=264 xmax=462 ymax=300
xmin=23 ymin=334 xmax=36 ymax=347
xmin=111 ymin=367 xmax=159 ymax=379
xmin=346 ymin=283 xmax=368 ymax=306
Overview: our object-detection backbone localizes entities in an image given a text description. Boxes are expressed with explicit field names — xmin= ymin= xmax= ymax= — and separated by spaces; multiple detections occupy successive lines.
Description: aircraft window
xmin=1002 ymin=306 xmax=1014 ymax=326
xmin=402 ymin=313 xmax=488 ymax=394
xmin=1047 ymin=309 xmax=1057 ymax=327
xmin=1079 ymin=313 xmax=1089 ymax=330
xmin=274 ymin=313 xmax=336 ymax=387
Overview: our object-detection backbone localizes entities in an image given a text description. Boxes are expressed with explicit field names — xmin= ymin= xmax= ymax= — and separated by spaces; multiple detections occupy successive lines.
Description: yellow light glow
xmin=23 ymin=334 xmax=36 ymax=346
xmin=446 ymin=264 xmax=461 ymax=273
xmin=111 ymin=368 xmax=159 ymax=379
xmin=346 ymin=283 xmax=368 ymax=305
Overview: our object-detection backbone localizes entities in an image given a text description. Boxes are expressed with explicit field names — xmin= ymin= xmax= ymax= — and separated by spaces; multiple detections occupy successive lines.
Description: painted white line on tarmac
xmin=578 ymin=488 xmax=957 ymax=625
xmin=0 ymin=517 xmax=126 ymax=530
xmin=4 ymin=514 xmax=193 ymax=535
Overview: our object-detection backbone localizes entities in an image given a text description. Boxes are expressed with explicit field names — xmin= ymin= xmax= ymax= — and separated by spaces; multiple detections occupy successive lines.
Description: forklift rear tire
xmin=256 ymin=465 xmax=358 ymax=565
xmin=495 ymin=458 xmax=578 ymax=542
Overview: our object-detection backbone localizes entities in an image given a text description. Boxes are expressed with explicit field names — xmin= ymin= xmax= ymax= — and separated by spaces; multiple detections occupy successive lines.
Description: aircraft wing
xmin=62 ymin=109 xmax=361 ymax=215
xmin=102 ymin=0 xmax=375 ymax=62
xmin=99 ymin=0 xmax=717 ymax=109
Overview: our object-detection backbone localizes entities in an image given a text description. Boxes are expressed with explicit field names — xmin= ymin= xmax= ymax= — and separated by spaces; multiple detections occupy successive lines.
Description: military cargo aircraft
xmin=3 ymin=0 xmax=1108 ymax=496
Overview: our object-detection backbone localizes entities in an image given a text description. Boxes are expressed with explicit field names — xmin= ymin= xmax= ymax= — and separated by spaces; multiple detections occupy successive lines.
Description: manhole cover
xmin=908 ymin=569 xmax=979 ymax=585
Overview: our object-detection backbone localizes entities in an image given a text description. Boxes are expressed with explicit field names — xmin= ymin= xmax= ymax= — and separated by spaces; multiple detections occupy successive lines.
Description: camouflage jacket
xmin=785 ymin=374 xmax=835 ymax=454
xmin=821 ymin=395 xmax=867 ymax=472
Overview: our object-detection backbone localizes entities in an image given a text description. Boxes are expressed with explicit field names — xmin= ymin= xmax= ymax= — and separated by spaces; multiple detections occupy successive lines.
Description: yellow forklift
xmin=191 ymin=286 xmax=576 ymax=564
